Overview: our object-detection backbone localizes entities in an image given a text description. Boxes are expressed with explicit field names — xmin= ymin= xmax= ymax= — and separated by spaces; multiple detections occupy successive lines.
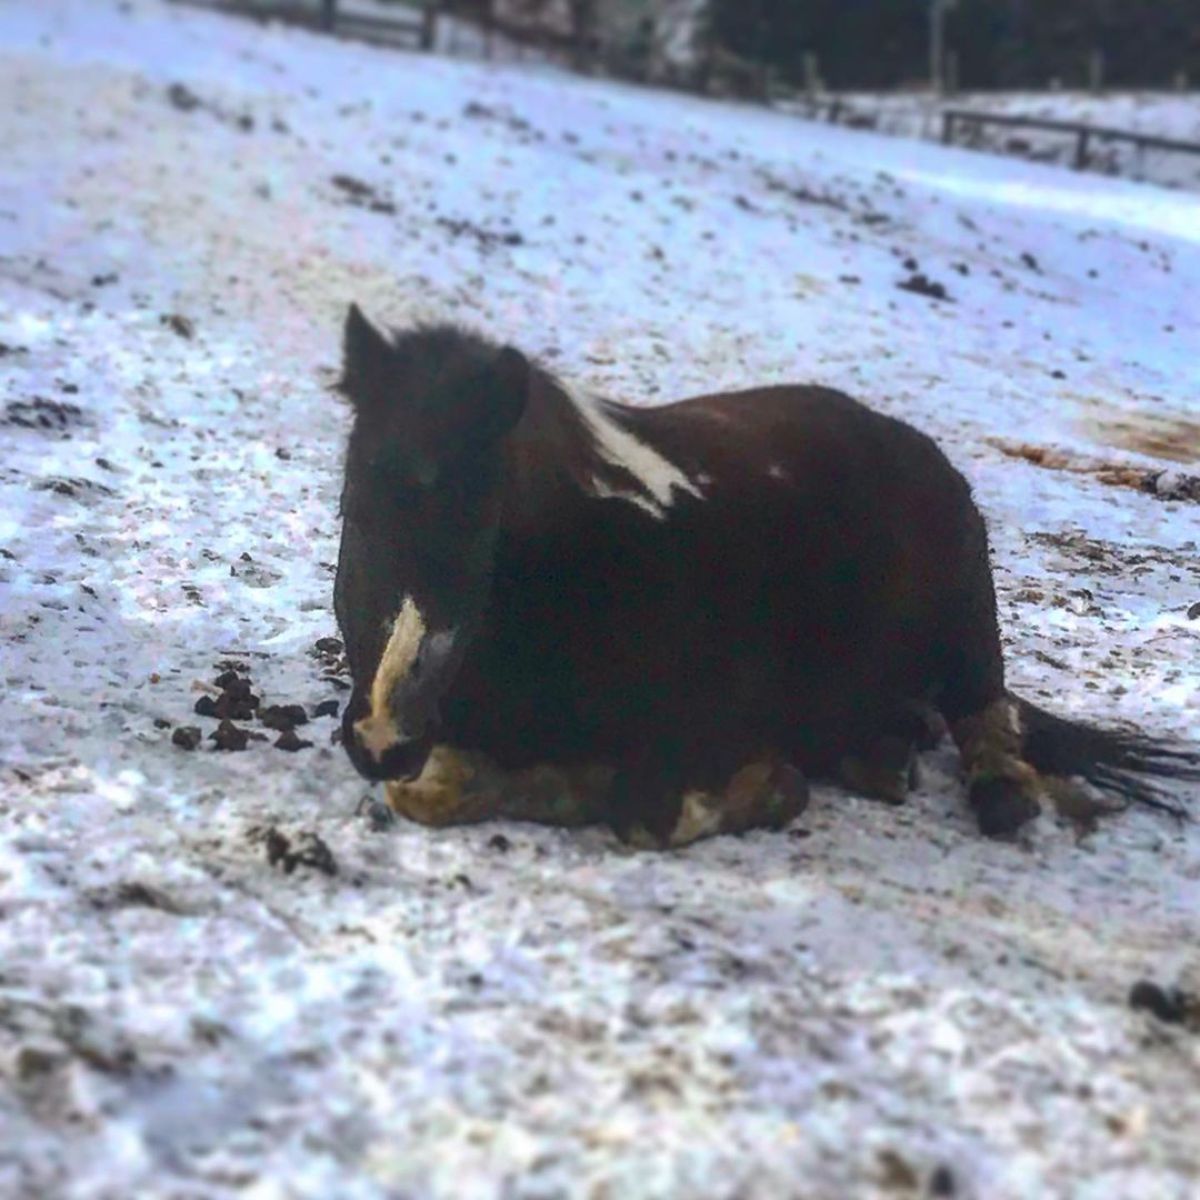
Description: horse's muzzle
xmin=342 ymin=700 xmax=434 ymax=782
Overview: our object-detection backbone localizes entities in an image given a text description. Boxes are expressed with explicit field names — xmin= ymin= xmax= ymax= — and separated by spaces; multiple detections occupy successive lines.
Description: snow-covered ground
xmin=781 ymin=91 xmax=1200 ymax=192
xmin=2 ymin=2 xmax=1199 ymax=1197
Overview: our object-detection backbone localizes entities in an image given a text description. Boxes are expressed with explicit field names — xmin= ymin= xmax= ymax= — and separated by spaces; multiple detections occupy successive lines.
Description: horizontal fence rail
xmin=941 ymin=107 xmax=1200 ymax=171
xmin=173 ymin=0 xmax=436 ymax=50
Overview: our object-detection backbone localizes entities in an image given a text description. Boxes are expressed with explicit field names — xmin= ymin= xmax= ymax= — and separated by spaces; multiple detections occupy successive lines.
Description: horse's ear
xmin=340 ymin=303 xmax=392 ymax=402
xmin=479 ymin=346 xmax=529 ymax=441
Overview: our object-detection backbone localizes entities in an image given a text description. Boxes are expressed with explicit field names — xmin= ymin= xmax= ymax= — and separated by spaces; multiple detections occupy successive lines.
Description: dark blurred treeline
xmin=706 ymin=0 xmax=1200 ymax=89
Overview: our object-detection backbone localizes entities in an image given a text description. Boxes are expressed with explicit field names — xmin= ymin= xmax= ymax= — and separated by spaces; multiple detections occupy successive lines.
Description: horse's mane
xmin=380 ymin=323 xmax=687 ymax=525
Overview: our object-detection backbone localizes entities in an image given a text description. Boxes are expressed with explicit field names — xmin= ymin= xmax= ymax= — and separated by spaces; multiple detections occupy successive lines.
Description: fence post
xmin=321 ymin=0 xmax=336 ymax=32
xmin=942 ymin=110 xmax=955 ymax=145
xmin=1175 ymin=71 xmax=1190 ymax=92
xmin=1075 ymin=128 xmax=1091 ymax=170
xmin=803 ymin=52 xmax=822 ymax=98
xmin=483 ymin=0 xmax=495 ymax=60
xmin=1088 ymin=48 xmax=1105 ymax=94
xmin=946 ymin=49 xmax=959 ymax=95
xmin=420 ymin=2 xmax=436 ymax=51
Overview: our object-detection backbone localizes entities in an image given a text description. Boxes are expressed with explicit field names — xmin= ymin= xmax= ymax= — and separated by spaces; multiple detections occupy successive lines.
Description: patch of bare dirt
xmin=1087 ymin=411 xmax=1200 ymax=465
xmin=991 ymin=439 xmax=1200 ymax=503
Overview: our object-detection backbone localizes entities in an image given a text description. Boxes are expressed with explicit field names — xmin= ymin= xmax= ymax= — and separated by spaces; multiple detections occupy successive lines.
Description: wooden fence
xmin=941 ymin=108 xmax=1200 ymax=172
xmin=173 ymin=0 xmax=436 ymax=51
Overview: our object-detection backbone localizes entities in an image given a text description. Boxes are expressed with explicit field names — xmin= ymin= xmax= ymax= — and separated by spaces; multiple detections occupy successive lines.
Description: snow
xmin=781 ymin=91 xmax=1200 ymax=192
xmin=2 ymin=2 xmax=1199 ymax=1197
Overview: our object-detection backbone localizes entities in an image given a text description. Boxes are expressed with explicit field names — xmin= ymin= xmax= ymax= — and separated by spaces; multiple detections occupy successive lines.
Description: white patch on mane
xmin=355 ymin=596 xmax=426 ymax=760
xmin=570 ymin=389 xmax=703 ymax=519
xmin=767 ymin=462 xmax=789 ymax=481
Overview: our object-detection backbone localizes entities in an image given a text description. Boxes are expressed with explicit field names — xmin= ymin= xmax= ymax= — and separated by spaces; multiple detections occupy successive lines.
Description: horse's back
xmin=621 ymin=382 xmax=1004 ymax=733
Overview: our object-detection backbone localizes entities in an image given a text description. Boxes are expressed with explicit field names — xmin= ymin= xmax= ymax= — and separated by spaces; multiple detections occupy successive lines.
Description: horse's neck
xmin=501 ymin=370 xmax=603 ymax=535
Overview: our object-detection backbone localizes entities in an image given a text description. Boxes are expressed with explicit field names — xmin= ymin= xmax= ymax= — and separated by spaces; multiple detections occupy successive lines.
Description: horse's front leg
xmin=613 ymin=758 xmax=811 ymax=850
xmin=384 ymin=746 xmax=613 ymax=829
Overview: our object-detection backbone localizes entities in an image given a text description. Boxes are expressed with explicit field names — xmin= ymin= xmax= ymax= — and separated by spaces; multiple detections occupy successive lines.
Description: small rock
xmin=172 ymin=726 xmax=202 ymax=750
xmin=1129 ymin=980 xmax=1195 ymax=1026
xmin=161 ymin=313 xmax=195 ymax=339
xmin=166 ymin=82 xmax=202 ymax=112
xmin=877 ymin=1149 xmax=919 ymax=1191
xmin=210 ymin=720 xmax=249 ymax=751
xmin=153 ymin=717 xmax=172 ymax=729
xmin=929 ymin=1164 xmax=957 ymax=1197
xmin=260 ymin=704 xmax=309 ymax=732
xmin=193 ymin=694 xmax=219 ymax=718
xmin=1187 ymin=601 xmax=1200 ymax=621
xmin=265 ymin=827 xmax=337 ymax=876
xmin=312 ymin=699 xmax=340 ymax=719
xmin=274 ymin=729 xmax=314 ymax=752
xmin=488 ymin=833 xmax=512 ymax=853
xmin=314 ymin=637 xmax=344 ymax=655
xmin=898 ymin=273 xmax=952 ymax=303
xmin=215 ymin=693 xmax=258 ymax=721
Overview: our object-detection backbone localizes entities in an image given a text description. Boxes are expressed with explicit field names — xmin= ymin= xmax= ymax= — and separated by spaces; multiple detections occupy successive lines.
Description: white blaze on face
xmin=571 ymin=390 xmax=703 ymax=519
xmin=354 ymin=595 xmax=427 ymax=760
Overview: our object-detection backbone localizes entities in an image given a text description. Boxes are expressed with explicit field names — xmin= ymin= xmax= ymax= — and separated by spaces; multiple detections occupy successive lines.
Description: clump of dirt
xmin=165 ymin=82 xmax=254 ymax=132
xmin=4 ymin=397 xmax=85 ymax=433
xmin=898 ymin=273 xmax=952 ymax=302
xmin=255 ymin=826 xmax=337 ymax=877
xmin=330 ymin=173 xmax=396 ymax=214
xmin=435 ymin=216 xmax=524 ymax=251
xmin=171 ymin=726 xmax=202 ymax=751
xmin=34 ymin=476 xmax=116 ymax=500
xmin=210 ymin=719 xmax=250 ymax=751
xmin=274 ymin=729 xmax=313 ymax=752
xmin=310 ymin=636 xmax=350 ymax=691
xmin=1025 ymin=529 xmax=1195 ymax=578
xmin=166 ymin=82 xmax=201 ymax=113
xmin=758 ymin=172 xmax=849 ymax=212
xmin=195 ymin=671 xmax=260 ymax=720
xmin=260 ymin=703 xmax=308 ymax=732
xmin=1129 ymin=981 xmax=1199 ymax=1031
xmin=87 ymin=881 xmax=191 ymax=915
xmin=183 ymin=663 xmax=338 ymax=754
xmin=160 ymin=313 xmax=195 ymax=339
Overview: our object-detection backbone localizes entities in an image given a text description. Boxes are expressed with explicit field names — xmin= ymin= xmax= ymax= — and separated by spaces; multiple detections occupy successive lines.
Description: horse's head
xmin=333 ymin=306 xmax=529 ymax=782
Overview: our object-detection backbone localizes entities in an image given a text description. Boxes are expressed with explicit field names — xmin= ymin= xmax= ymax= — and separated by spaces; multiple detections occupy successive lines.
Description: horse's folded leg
xmin=838 ymin=734 xmax=915 ymax=805
xmin=618 ymin=759 xmax=810 ymax=850
xmin=386 ymin=748 xmax=612 ymax=830
xmin=384 ymin=746 xmax=495 ymax=828
xmin=952 ymin=699 xmax=1043 ymax=837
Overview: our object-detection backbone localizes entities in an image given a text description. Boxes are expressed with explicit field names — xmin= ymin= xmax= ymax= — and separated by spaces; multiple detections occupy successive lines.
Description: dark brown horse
xmin=333 ymin=306 xmax=1196 ymax=845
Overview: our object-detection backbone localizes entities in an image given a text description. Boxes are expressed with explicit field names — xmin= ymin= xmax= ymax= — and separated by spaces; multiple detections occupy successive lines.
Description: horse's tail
xmin=1015 ymin=698 xmax=1198 ymax=816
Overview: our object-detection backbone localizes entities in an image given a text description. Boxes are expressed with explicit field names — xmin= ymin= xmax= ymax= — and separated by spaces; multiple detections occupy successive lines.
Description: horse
xmin=332 ymin=305 xmax=1197 ymax=846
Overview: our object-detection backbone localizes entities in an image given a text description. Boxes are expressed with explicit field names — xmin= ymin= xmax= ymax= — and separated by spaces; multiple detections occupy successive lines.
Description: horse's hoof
xmin=971 ymin=776 xmax=1041 ymax=837
xmin=766 ymin=762 xmax=811 ymax=827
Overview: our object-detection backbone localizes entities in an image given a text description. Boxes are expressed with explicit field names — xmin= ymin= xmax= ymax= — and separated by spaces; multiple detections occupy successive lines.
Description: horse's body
xmin=333 ymin=309 xmax=1196 ymax=844
xmin=445 ymin=387 xmax=991 ymax=778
